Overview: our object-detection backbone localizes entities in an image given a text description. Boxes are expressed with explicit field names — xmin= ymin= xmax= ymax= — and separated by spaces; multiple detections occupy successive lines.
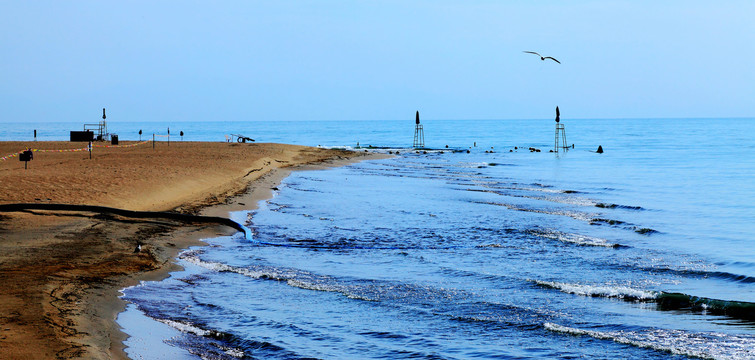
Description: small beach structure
xmin=73 ymin=108 xmax=109 ymax=142
xmin=19 ymin=149 xmax=33 ymax=169
xmin=230 ymin=134 xmax=255 ymax=143
xmin=413 ymin=111 xmax=425 ymax=149
xmin=554 ymin=106 xmax=568 ymax=153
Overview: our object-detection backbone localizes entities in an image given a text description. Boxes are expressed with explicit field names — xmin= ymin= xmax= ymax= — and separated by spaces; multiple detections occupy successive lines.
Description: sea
xmin=3 ymin=118 xmax=755 ymax=359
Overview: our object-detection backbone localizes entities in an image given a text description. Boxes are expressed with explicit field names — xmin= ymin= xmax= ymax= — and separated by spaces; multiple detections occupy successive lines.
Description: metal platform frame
xmin=413 ymin=124 xmax=425 ymax=148
xmin=83 ymin=120 xmax=108 ymax=141
xmin=555 ymin=123 xmax=568 ymax=152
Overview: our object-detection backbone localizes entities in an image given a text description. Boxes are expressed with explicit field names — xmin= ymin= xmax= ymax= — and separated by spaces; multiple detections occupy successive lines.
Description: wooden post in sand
xmin=153 ymin=134 xmax=155 ymax=149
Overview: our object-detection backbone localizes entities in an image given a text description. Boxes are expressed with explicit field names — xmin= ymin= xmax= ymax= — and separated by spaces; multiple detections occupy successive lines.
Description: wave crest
xmin=534 ymin=280 xmax=657 ymax=301
xmin=545 ymin=322 xmax=755 ymax=360
xmin=535 ymin=280 xmax=755 ymax=321
xmin=528 ymin=230 xmax=622 ymax=248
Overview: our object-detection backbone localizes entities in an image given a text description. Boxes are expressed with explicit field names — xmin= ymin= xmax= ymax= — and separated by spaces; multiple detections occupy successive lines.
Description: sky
xmin=1 ymin=1 xmax=753 ymax=122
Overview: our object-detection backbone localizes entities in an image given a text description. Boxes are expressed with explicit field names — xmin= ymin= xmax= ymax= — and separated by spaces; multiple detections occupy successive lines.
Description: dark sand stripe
xmin=0 ymin=203 xmax=246 ymax=234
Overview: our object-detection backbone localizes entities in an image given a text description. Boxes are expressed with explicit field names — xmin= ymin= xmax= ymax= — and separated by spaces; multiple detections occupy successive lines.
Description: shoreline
xmin=0 ymin=141 xmax=388 ymax=359
xmin=115 ymin=156 xmax=373 ymax=358
xmin=115 ymin=155 xmax=386 ymax=358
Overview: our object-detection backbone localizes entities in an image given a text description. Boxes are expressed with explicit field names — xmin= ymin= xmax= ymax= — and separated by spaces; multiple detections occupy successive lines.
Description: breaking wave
xmin=180 ymin=250 xmax=465 ymax=303
xmin=534 ymin=280 xmax=755 ymax=321
xmin=544 ymin=322 xmax=755 ymax=360
xmin=657 ymin=293 xmax=755 ymax=321
xmin=533 ymin=280 xmax=657 ymax=301
xmin=527 ymin=229 xmax=624 ymax=248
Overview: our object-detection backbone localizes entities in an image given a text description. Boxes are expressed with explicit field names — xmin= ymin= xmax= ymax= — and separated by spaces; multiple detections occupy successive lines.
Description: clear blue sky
xmin=1 ymin=1 xmax=753 ymax=122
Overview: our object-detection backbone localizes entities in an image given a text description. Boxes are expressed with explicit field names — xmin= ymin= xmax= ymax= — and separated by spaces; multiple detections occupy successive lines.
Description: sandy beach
xmin=0 ymin=141 xmax=373 ymax=359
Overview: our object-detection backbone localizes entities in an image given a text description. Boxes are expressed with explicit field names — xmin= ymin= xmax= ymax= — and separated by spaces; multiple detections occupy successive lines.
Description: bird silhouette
xmin=523 ymin=51 xmax=560 ymax=64
xmin=556 ymin=106 xmax=560 ymax=123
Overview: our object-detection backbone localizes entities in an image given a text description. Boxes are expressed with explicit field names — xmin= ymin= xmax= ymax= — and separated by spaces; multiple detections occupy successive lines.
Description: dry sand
xmin=0 ymin=140 xmax=378 ymax=359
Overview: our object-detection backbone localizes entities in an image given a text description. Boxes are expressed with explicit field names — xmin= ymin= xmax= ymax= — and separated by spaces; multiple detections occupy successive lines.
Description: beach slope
xmin=0 ymin=141 xmax=367 ymax=359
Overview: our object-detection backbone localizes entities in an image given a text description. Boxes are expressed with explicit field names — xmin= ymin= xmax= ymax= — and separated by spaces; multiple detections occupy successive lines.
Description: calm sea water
xmin=6 ymin=118 xmax=754 ymax=359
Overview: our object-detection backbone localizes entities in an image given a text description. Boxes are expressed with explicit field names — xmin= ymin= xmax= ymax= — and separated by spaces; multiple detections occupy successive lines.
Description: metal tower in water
xmin=554 ymin=106 xmax=568 ymax=152
xmin=413 ymin=110 xmax=425 ymax=148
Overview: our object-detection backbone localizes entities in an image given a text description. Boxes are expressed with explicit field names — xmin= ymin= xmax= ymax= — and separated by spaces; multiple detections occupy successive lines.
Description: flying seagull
xmin=523 ymin=51 xmax=560 ymax=64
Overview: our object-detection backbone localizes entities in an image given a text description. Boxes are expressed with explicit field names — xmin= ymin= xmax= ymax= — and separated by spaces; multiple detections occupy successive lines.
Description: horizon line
xmin=1 ymin=116 xmax=753 ymax=123
xmin=0 ymin=116 xmax=755 ymax=124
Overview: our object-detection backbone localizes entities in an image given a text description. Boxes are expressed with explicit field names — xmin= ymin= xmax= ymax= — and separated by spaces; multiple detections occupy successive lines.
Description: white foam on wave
xmin=182 ymin=251 xmax=236 ymax=272
xmin=156 ymin=317 xmax=248 ymax=359
xmin=533 ymin=230 xmax=618 ymax=248
xmin=516 ymin=187 xmax=566 ymax=194
xmin=488 ymin=202 xmax=596 ymax=222
xmin=534 ymin=280 xmax=658 ymax=300
xmin=286 ymin=278 xmax=339 ymax=292
xmin=222 ymin=347 xmax=245 ymax=358
xmin=544 ymin=322 xmax=755 ymax=360
xmin=156 ymin=318 xmax=211 ymax=337
xmin=286 ymin=279 xmax=376 ymax=301
xmin=181 ymin=250 xmax=459 ymax=304
xmin=182 ymin=252 xmax=295 ymax=282
xmin=180 ymin=251 xmax=376 ymax=301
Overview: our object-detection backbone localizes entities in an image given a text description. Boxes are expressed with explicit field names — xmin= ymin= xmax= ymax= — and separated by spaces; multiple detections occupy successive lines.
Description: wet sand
xmin=0 ymin=141 xmax=377 ymax=359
